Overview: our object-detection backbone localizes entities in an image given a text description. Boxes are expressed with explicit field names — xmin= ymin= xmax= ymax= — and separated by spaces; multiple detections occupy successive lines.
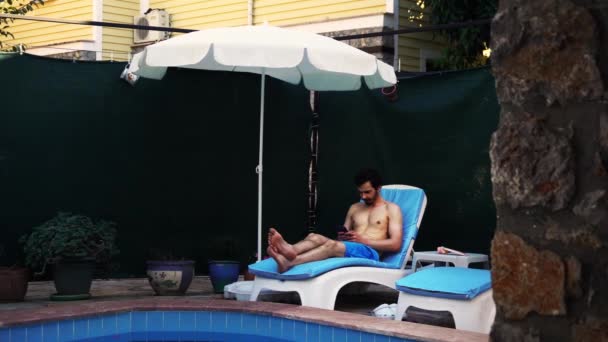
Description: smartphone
xmin=336 ymin=225 xmax=348 ymax=233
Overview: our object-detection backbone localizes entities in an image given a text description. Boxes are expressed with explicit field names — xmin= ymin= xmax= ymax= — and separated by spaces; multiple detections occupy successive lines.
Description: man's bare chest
xmin=352 ymin=206 xmax=389 ymax=228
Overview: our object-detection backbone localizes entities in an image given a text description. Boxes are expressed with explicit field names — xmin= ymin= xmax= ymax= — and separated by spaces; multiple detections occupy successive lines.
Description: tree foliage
xmin=414 ymin=0 xmax=497 ymax=70
xmin=1 ymin=0 xmax=44 ymax=50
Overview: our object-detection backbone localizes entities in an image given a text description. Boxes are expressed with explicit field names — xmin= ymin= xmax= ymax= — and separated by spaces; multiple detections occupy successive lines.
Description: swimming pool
xmin=0 ymin=310 xmax=414 ymax=342
xmin=0 ymin=297 xmax=486 ymax=342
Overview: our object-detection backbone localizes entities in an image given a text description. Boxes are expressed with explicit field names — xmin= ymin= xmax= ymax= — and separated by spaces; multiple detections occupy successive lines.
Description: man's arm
xmin=345 ymin=203 xmax=403 ymax=252
xmin=342 ymin=204 xmax=357 ymax=230
xmin=337 ymin=204 xmax=357 ymax=241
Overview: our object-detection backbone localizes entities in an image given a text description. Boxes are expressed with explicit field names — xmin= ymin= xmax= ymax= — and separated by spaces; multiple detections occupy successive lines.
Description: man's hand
xmin=341 ymin=231 xmax=369 ymax=245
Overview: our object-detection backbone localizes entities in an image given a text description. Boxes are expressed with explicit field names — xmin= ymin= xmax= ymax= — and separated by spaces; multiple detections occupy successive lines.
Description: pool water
xmin=80 ymin=332 xmax=288 ymax=341
xmin=0 ymin=310 xmax=413 ymax=342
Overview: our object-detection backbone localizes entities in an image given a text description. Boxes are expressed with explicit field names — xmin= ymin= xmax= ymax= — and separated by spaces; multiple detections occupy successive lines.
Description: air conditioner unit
xmin=133 ymin=9 xmax=170 ymax=44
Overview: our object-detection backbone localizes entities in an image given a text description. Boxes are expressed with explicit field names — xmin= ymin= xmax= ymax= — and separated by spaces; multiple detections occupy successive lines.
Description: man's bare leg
xmin=269 ymin=229 xmax=333 ymax=261
xmin=268 ymin=240 xmax=346 ymax=273
xmin=291 ymin=233 xmax=331 ymax=254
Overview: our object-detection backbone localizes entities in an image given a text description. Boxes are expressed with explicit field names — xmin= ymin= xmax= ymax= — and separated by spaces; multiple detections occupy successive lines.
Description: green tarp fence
xmin=0 ymin=54 xmax=498 ymax=276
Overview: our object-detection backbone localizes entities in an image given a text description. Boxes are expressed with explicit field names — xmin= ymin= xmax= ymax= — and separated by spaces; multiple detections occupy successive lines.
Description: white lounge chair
xmin=394 ymin=267 xmax=495 ymax=334
xmin=247 ymin=184 xmax=427 ymax=310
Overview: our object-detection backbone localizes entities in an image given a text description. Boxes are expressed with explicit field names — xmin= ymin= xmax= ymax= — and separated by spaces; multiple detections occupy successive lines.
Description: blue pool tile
xmin=179 ymin=311 xmax=195 ymax=332
xmin=57 ymin=319 xmax=74 ymax=341
xmin=360 ymin=331 xmax=376 ymax=341
xmin=306 ymin=322 xmax=320 ymax=342
xmin=164 ymin=311 xmax=180 ymax=330
xmin=131 ymin=311 xmax=147 ymax=332
xmin=281 ymin=318 xmax=295 ymax=340
xmin=226 ymin=312 xmax=242 ymax=334
xmin=256 ymin=315 xmax=271 ymax=337
xmin=73 ymin=318 xmax=89 ymax=339
xmin=319 ymin=325 xmax=333 ymax=342
xmin=147 ymin=311 xmax=163 ymax=331
xmin=269 ymin=317 xmax=283 ymax=337
xmin=210 ymin=311 xmax=227 ymax=332
xmin=0 ymin=329 xmax=9 ymax=342
xmin=88 ymin=316 xmax=103 ymax=338
xmin=116 ymin=313 xmax=131 ymax=334
xmin=334 ymin=327 xmax=347 ymax=342
xmin=11 ymin=326 xmax=26 ymax=342
xmin=294 ymin=320 xmax=307 ymax=342
xmin=27 ymin=325 xmax=43 ymax=342
xmin=241 ymin=314 xmax=257 ymax=336
xmin=42 ymin=322 xmax=59 ymax=342
xmin=101 ymin=314 xmax=117 ymax=336
xmin=346 ymin=329 xmax=361 ymax=342
xmin=346 ymin=329 xmax=360 ymax=342
xmin=195 ymin=311 xmax=211 ymax=332
xmin=374 ymin=334 xmax=390 ymax=342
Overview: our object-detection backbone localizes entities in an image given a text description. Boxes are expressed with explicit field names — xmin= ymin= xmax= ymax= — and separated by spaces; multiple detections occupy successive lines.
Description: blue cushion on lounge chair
xmin=248 ymin=257 xmax=395 ymax=280
xmin=395 ymin=267 xmax=491 ymax=300
xmin=379 ymin=187 xmax=425 ymax=268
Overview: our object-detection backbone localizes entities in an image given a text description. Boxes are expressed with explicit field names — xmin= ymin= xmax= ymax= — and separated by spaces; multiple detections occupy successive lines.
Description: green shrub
xmin=20 ymin=212 xmax=119 ymax=272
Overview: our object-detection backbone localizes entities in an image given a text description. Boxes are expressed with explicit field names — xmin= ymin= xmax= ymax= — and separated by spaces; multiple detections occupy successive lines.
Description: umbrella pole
xmin=257 ymin=70 xmax=266 ymax=262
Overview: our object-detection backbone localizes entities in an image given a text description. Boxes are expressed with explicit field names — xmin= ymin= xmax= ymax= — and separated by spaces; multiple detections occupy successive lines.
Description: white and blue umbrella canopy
xmin=126 ymin=25 xmax=397 ymax=261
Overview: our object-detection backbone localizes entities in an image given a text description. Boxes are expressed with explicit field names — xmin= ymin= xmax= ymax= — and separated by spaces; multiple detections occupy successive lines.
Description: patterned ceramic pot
xmin=146 ymin=260 xmax=195 ymax=296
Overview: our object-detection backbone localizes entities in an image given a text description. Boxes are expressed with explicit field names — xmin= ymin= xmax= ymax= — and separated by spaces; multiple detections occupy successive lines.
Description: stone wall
xmin=489 ymin=0 xmax=608 ymax=340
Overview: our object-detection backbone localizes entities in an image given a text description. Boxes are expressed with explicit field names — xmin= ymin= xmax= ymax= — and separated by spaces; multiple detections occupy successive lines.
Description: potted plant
xmin=146 ymin=247 xmax=195 ymax=296
xmin=20 ymin=212 xmax=118 ymax=300
xmin=208 ymin=236 xmax=240 ymax=293
xmin=0 ymin=243 xmax=30 ymax=302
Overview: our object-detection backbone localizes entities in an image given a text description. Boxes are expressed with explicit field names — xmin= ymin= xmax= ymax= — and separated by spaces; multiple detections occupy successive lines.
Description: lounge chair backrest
xmin=379 ymin=185 xmax=427 ymax=269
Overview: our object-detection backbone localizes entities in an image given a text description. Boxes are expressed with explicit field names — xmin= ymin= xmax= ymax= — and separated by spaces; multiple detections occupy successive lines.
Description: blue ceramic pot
xmin=208 ymin=260 xmax=240 ymax=293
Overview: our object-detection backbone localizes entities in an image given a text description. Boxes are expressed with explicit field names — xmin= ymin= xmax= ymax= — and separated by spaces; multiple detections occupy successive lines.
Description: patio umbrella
xmin=126 ymin=25 xmax=397 ymax=261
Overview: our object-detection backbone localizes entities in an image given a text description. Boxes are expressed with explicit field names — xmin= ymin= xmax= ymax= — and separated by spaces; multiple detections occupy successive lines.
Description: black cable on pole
xmin=0 ymin=13 xmax=492 ymax=40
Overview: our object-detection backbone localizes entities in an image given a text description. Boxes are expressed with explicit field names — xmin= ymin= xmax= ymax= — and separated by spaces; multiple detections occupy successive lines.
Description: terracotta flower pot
xmin=0 ymin=267 xmax=30 ymax=302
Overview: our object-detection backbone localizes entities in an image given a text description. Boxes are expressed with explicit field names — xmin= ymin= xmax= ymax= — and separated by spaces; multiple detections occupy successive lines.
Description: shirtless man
xmin=267 ymin=168 xmax=403 ymax=273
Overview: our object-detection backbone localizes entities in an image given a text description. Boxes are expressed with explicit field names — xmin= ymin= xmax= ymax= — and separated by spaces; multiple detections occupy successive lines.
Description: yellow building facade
xmin=3 ymin=0 xmax=445 ymax=71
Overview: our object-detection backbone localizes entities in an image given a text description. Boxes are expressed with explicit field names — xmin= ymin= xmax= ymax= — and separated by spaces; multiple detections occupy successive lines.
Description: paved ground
xmin=0 ymin=276 xmax=398 ymax=316
xmin=0 ymin=277 xmax=489 ymax=342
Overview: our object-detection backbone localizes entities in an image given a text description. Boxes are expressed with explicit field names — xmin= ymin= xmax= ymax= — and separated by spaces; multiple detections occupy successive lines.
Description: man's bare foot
xmin=269 ymin=228 xmax=297 ymax=261
xmin=267 ymin=246 xmax=292 ymax=273
xmin=268 ymin=228 xmax=277 ymax=248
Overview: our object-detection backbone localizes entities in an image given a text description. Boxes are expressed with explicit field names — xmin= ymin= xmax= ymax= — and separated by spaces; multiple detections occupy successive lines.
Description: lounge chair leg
xmin=395 ymin=301 xmax=407 ymax=321
xmin=249 ymin=285 xmax=262 ymax=302
xmin=299 ymin=287 xmax=338 ymax=310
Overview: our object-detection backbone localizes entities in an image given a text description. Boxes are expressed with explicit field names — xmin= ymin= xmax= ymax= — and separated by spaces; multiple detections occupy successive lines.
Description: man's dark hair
xmin=354 ymin=168 xmax=382 ymax=188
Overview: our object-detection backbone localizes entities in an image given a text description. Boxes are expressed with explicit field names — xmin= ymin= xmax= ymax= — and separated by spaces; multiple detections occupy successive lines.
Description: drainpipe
xmin=248 ymin=0 xmax=253 ymax=25
xmin=140 ymin=0 xmax=149 ymax=15
xmin=393 ymin=0 xmax=399 ymax=70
